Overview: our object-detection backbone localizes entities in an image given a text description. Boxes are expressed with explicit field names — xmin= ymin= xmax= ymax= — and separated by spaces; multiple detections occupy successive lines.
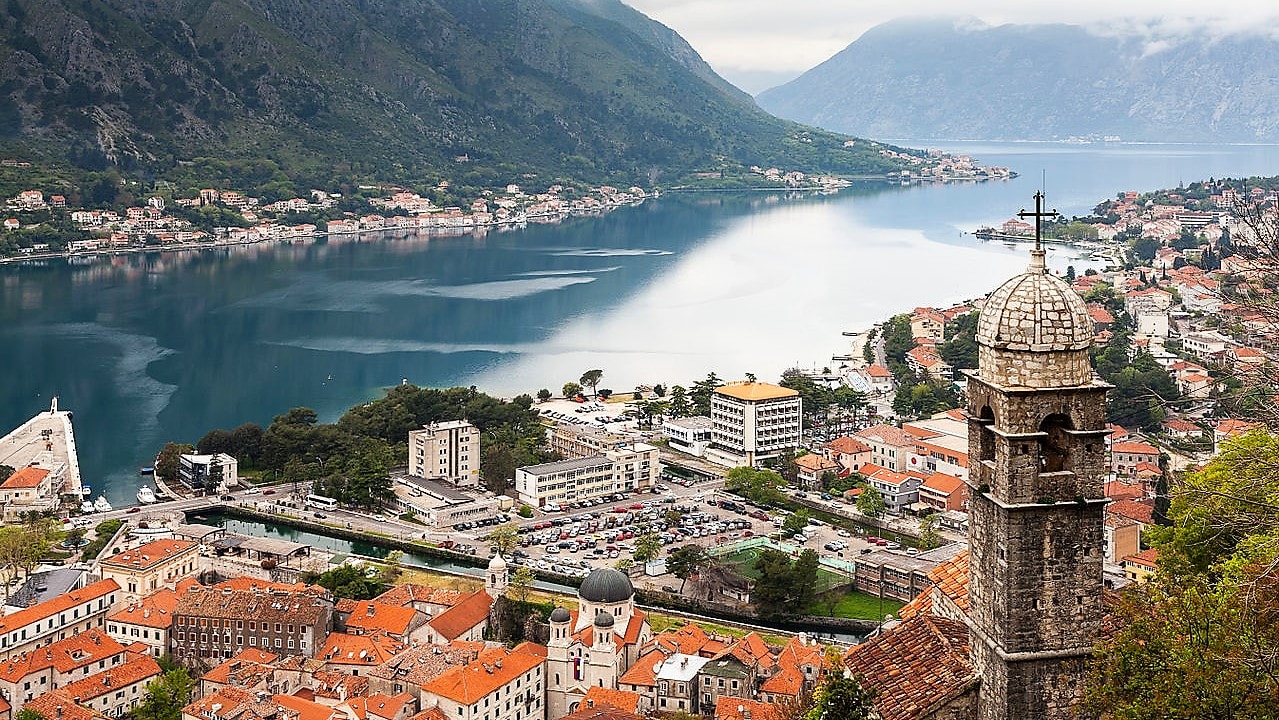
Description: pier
xmin=0 ymin=398 xmax=85 ymax=516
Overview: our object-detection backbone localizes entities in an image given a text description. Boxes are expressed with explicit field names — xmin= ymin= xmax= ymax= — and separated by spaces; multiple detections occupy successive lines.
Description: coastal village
xmin=0 ymin=175 xmax=1274 ymax=719
xmin=0 ymin=150 xmax=1012 ymax=262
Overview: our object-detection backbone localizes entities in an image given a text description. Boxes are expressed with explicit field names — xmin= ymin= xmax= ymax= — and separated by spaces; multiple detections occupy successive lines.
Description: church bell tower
xmin=964 ymin=193 xmax=1109 ymax=719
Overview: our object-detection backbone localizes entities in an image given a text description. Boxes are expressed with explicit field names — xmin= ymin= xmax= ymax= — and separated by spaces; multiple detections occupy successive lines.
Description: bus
xmin=306 ymin=494 xmax=339 ymax=511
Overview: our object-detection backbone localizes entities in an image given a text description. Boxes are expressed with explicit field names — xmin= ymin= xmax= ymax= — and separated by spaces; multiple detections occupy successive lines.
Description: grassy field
xmin=720 ymin=546 xmax=850 ymax=593
xmin=807 ymin=590 xmax=904 ymax=620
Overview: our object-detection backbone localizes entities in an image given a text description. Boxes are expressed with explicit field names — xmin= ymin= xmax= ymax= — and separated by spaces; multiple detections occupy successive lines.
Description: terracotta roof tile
xmin=618 ymin=651 xmax=662 ymax=687
xmin=373 ymin=584 xmax=463 ymax=609
xmin=426 ymin=590 xmax=492 ymax=641
xmin=581 ymin=686 xmax=643 ymax=713
xmin=106 ymin=579 xmax=197 ymax=629
xmin=24 ymin=690 xmax=105 ymax=720
xmin=826 ymin=437 xmax=871 ymax=455
xmin=60 ymin=654 xmax=161 ymax=701
xmin=319 ymin=633 xmax=405 ymax=666
xmin=0 ymin=629 xmax=125 ymax=682
xmin=420 ymin=646 xmax=543 ymax=705
xmin=0 ymin=579 xmax=119 ymax=634
xmin=714 ymin=698 xmax=785 ymax=720
xmin=1 ymin=467 xmax=48 ymax=489
xmin=1108 ymin=499 xmax=1155 ymax=525
xmin=844 ymin=616 xmax=976 ymax=720
xmin=274 ymin=693 xmax=341 ymax=720
xmin=857 ymin=424 xmax=916 ymax=448
xmin=1111 ymin=441 xmax=1159 ymax=455
xmin=715 ymin=382 xmax=799 ymax=402
xmin=100 ymin=539 xmax=197 ymax=571
xmin=343 ymin=601 xmax=419 ymax=636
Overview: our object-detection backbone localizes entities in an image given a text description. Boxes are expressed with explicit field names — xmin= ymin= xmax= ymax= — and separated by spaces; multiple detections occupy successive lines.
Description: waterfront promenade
xmin=0 ymin=397 xmax=84 ymax=499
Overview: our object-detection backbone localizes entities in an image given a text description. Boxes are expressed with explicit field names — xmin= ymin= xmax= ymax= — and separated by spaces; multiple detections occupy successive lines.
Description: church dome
xmin=550 ymin=607 xmax=570 ymax=623
xmin=594 ymin=610 xmax=615 ymax=628
xmin=976 ymin=251 xmax=1092 ymax=353
xmin=488 ymin=553 xmax=507 ymax=571
xmin=579 ymin=568 xmax=634 ymax=603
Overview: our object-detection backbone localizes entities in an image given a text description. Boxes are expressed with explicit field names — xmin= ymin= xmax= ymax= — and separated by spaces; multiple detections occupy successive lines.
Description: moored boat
xmin=137 ymin=486 xmax=157 ymax=505
xmin=80 ymin=500 xmax=94 ymax=513
xmin=94 ymin=495 xmax=112 ymax=513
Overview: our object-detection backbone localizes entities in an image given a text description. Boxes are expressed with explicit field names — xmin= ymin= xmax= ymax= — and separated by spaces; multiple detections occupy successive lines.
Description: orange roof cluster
xmin=101 ymin=539 xmax=197 ymax=570
xmin=367 ymin=640 xmax=483 ymax=687
xmin=1111 ymin=441 xmax=1159 ymax=455
xmin=107 ymin=579 xmax=197 ymax=629
xmin=714 ymin=382 xmax=799 ymax=402
xmin=1 ymin=467 xmax=49 ymax=489
xmin=420 ymin=646 xmax=544 ymax=704
xmin=60 ymin=654 xmax=161 ymax=701
xmin=0 ymin=629 xmax=125 ymax=682
xmin=795 ymin=454 xmax=838 ymax=473
xmin=857 ymin=424 xmax=916 ymax=448
xmin=184 ymin=686 xmax=290 ymax=720
xmin=320 ymin=633 xmax=405 ymax=666
xmin=714 ymin=698 xmax=785 ymax=720
xmin=921 ymin=472 xmax=963 ymax=495
xmin=652 ymin=621 xmax=714 ymax=656
xmin=427 ymin=591 xmax=493 ymax=641
xmin=1108 ymin=499 xmax=1156 ymax=525
xmin=718 ymin=632 xmax=774 ymax=672
xmin=865 ymin=364 xmax=892 ymax=378
xmin=581 ymin=686 xmax=643 ymax=713
xmin=618 ymin=652 xmax=663 ymax=687
xmin=858 ymin=463 xmax=923 ymax=490
xmin=0 ymin=579 xmax=119 ymax=635
xmin=273 ymin=693 xmax=340 ymax=720
xmin=24 ymin=690 xmax=105 ymax=720
xmin=201 ymin=648 xmax=281 ymax=686
xmin=826 ymin=437 xmax=871 ymax=456
xmin=900 ymin=551 xmax=970 ymax=620
xmin=844 ymin=616 xmax=976 ymax=720
xmin=342 ymin=601 xmax=419 ymax=636
xmin=340 ymin=693 xmax=413 ymax=720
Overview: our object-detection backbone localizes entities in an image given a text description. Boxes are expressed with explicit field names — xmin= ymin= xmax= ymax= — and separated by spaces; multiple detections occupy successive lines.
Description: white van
xmin=243 ymin=487 xmax=261 ymax=495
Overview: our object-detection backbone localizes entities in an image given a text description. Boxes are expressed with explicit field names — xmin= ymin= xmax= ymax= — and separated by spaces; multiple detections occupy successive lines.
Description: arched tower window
xmin=978 ymin=406 xmax=996 ymax=463
xmin=1039 ymin=414 xmax=1074 ymax=473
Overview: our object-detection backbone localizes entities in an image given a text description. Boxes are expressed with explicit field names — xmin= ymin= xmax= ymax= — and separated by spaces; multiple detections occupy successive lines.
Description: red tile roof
xmin=1104 ymin=481 xmax=1144 ymax=502
xmin=1124 ymin=548 xmax=1159 ymax=568
xmin=342 ymin=601 xmax=419 ymax=636
xmin=1108 ymin=499 xmax=1155 ymax=525
xmin=274 ymin=693 xmax=341 ymax=720
xmin=60 ymin=654 xmax=161 ymax=702
xmin=319 ymin=633 xmax=405 ymax=666
xmin=100 ymin=539 xmax=197 ymax=571
xmin=714 ymin=698 xmax=785 ymax=720
xmin=618 ymin=651 xmax=662 ymax=687
xmin=0 ymin=579 xmax=119 ymax=635
xmin=857 ymin=424 xmax=915 ymax=448
xmin=581 ymin=686 xmax=643 ymax=713
xmin=1 ymin=467 xmax=49 ymax=489
xmin=24 ymin=690 xmax=105 ymax=720
xmin=1112 ymin=441 xmax=1159 ymax=455
xmin=921 ymin=472 xmax=963 ymax=495
xmin=426 ymin=590 xmax=493 ymax=641
xmin=844 ymin=616 xmax=976 ymax=720
xmin=0 ymin=629 xmax=125 ymax=682
xmin=826 ymin=437 xmax=872 ymax=456
xmin=420 ymin=646 xmax=543 ymax=705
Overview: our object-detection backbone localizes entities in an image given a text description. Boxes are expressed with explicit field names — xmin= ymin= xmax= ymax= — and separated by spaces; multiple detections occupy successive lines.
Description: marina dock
xmin=0 ymin=398 xmax=85 ymax=501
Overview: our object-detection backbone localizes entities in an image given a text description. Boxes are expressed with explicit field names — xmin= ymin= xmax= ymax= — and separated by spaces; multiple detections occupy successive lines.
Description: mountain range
xmin=0 ymin=0 xmax=912 ymax=189
xmin=757 ymin=18 xmax=1279 ymax=143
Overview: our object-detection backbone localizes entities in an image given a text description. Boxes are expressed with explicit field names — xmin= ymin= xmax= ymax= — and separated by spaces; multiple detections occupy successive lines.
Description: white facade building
xmin=514 ymin=443 xmax=659 ymax=508
xmin=408 ymin=420 xmax=480 ymax=486
xmin=661 ymin=416 xmax=713 ymax=457
xmin=705 ymin=382 xmax=801 ymax=468
xmin=178 ymin=453 xmax=238 ymax=493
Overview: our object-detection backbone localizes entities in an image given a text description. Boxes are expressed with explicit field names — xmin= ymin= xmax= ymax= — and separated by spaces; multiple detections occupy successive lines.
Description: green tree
xmin=689 ymin=372 xmax=723 ymax=416
xmin=562 ymin=382 xmax=582 ymax=399
xmin=792 ymin=549 xmax=820 ymax=608
xmin=725 ymin=466 xmax=785 ymax=505
xmin=536 ymin=388 xmax=552 ymax=402
xmin=856 ymin=486 xmax=886 ymax=518
xmin=804 ymin=674 xmax=877 ymax=720
xmin=667 ymin=385 xmax=692 ymax=417
xmin=918 ymin=514 xmax=942 ymax=550
xmin=154 ymin=442 xmax=194 ymax=482
xmin=579 ymin=369 xmax=604 ymax=397
xmin=15 ymin=709 xmax=45 ymax=720
xmin=486 ymin=522 xmax=519 ymax=555
xmin=135 ymin=667 xmax=195 ymax=720
xmin=0 ymin=465 xmax=14 ymax=484
xmin=666 ymin=545 xmax=707 ymax=592
xmin=378 ymin=550 xmax=404 ymax=585
xmin=751 ymin=547 xmax=794 ymax=615
xmin=782 ymin=509 xmax=811 ymax=537
xmin=509 ymin=566 xmax=535 ymax=603
xmin=517 ymin=504 xmax=534 ymax=518
xmin=634 ymin=533 xmax=662 ymax=563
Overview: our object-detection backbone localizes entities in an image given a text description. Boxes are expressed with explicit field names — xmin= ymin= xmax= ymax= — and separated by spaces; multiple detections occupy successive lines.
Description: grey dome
xmin=976 ymin=252 xmax=1092 ymax=352
xmin=579 ymin=568 xmax=634 ymax=603
xmin=549 ymin=607 xmax=571 ymax=623
xmin=594 ymin=610 xmax=615 ymax=628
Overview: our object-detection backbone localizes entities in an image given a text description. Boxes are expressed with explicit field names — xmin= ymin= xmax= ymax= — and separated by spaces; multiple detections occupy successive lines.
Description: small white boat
xmin=93 ymin=496 xmax=113 ymax=513
xmin=80 ymin=501 xmax=94 ymax=513
xmin=136 ymin=486 xmax=158 ymax=505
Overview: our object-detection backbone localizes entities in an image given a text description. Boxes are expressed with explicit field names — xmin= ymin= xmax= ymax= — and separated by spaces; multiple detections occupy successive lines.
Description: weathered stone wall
xmin=977 ymin=346 xmax=1092 ymax=388
xmin=972 ymin=640 xmax=1092 ymax=720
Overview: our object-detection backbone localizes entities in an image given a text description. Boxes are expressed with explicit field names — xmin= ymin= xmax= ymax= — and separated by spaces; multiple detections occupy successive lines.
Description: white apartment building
xmin=0 ymin=579 xmax=121 ymax=660
xmin=408 ymin=420 xmax=480 ymax=486
xmin=705 ymin=382 xmax=801 ymax=468
xmin=178 ymin=453 xmax=238 ymax=493
xmin=661 ymin=416 xmax=713 ymax=457
xmin=420 ymin=646 xmax=545 ymax=720
xmin=515 ymin=443 xmax=659 ymax=508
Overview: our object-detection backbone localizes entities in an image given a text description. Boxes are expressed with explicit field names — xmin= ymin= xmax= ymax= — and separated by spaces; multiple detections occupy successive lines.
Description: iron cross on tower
xmin=1018 ymin=190 xmax=1059 ymax=252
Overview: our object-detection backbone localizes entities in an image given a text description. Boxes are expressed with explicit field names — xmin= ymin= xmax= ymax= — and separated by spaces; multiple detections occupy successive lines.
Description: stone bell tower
xmin=964 ymin=193 xmax=1109 ymax=720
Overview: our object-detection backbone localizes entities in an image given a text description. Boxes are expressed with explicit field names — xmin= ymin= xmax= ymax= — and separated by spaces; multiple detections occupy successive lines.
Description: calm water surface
xmin=2 ymin=142 xmax=1278 ymax=504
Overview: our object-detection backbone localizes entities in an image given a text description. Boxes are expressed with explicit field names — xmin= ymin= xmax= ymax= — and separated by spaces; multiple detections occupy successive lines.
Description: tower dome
xmin=975 ymin=248 xmax=1093 ymax=388
xmin=593 ymin=610 xmax=615 ymax=628
xmin=488 ymin=553 xmax=508 ymax=572
xmin=579 ymin=568 xmax=634 ymax=603
xmin=549 ymin=606 xmax=570 ymax=623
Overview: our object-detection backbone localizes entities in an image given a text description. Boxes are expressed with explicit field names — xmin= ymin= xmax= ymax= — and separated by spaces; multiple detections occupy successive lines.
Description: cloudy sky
xmin=625 ymin=1 xmax=1279 ymax=94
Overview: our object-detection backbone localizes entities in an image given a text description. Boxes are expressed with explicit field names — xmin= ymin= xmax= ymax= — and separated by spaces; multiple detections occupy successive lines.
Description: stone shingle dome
xmin=594 ymin=610 xmax=615 ymax=628
xmin=579 ymin=568 xmax=634 ymax=603
xmin=976 ymin=250 xmax=1092 ymax=352
xmin=549 ymin=606 xmax=570 ymax=623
